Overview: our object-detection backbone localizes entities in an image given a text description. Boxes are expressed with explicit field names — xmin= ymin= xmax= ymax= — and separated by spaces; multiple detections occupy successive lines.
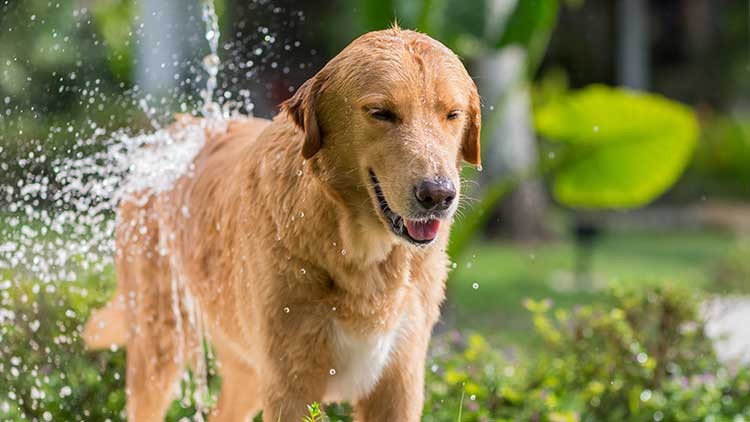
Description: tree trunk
xmin=135 ymin=0 xmax=204 ymax=97
xmin=617 ymin=0 xmax=650 ymax=90
xmin=474 ymin=47 xmax=549 ymax=242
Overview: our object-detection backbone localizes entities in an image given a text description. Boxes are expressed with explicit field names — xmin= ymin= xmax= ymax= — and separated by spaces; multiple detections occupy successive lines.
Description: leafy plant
xmin=424 ymin=284 xmax=750 ymax=421
xmin=0 ymin=271 xmax=126 ymax=421
xmin=302 ymin=403 xmax=327 ymax=422
xmin=3 ymin=268 xmax=749 ymax=421
xmin=0 ymin=270 xmax=220 ymax=421
xmin=535 ymin=85 xmax=699 ymax=208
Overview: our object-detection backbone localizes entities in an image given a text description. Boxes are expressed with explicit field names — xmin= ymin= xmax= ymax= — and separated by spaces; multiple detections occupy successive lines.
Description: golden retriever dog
xmin=83 ymin=26 xmax=480 ymax=421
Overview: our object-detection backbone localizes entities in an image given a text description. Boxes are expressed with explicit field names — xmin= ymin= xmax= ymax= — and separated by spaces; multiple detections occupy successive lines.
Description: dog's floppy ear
xmin=462 ymin=83 xmax=482 ymax=166
xmin=282 ymin=77 xmax=323 ymax=159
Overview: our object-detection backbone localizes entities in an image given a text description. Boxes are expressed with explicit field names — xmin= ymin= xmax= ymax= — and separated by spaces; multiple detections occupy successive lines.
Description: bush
xmin=425 ymin=284 xmax=750 ymax=421
xmin=0 ymin=271 xmax=126 ymax=421
xmin=0 ymin=271 xmax=220 ymax=421
xmin=2 ymin=274 xmax=748 ymax=421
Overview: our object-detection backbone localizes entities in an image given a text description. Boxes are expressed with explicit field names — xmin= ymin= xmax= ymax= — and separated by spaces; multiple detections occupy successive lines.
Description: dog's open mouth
xmin=369 ymin=170 xmax=440 ymax=245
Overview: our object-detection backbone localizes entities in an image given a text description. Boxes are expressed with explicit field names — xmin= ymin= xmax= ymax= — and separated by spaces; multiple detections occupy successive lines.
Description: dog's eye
xmin=446 ymin=110 xmax=461 ymax=120
xmin=369 ymin=109 xmax=397 ymax=122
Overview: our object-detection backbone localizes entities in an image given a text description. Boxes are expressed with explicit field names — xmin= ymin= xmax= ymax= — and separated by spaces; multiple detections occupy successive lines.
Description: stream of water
xmin=0 ymin=0 xmax=232 ymax=418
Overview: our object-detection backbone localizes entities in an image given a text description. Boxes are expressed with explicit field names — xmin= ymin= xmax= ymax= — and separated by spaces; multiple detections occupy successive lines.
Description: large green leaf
xmin=535 ymin=85 xmax=699 ymax=209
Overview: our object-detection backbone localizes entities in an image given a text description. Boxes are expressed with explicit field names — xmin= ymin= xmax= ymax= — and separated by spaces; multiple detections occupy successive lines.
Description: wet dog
xmin=84 ymin=26 xmax=481 ymax=421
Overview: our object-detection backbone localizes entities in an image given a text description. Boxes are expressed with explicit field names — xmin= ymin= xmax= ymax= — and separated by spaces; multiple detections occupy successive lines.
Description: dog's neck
xmin=310 ymin=161 xmax=399 ymax=266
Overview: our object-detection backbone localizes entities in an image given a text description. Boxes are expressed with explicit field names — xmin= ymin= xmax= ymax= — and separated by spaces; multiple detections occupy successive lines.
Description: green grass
xmin=447 ymin=229 xmax=736 ymax=348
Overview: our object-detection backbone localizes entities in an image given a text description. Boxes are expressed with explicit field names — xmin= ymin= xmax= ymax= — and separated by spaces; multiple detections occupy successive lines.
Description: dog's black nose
xmin=415 ymin=178 xmax=456 ymax=211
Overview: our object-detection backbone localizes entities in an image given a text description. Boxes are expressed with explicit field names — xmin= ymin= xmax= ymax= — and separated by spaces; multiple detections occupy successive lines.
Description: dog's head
xmin=282 ymin=28 xmax=480 ymax=246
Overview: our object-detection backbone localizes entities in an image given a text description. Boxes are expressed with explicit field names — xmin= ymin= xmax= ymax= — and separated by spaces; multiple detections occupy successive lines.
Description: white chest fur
xmin=323 ymin=318 xmax=404 ymax=403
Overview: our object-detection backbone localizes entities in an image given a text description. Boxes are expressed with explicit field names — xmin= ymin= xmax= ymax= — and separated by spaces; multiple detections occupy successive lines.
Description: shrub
xmin=0 ymin=271 xmax=219 ymax=421
xmin=425 ymin=284 xmax=750 ymax=421
xmin=2 ymin=273 xmax=748 ymax=421
xmin=0 ymin=271 xmax=126 ymax=421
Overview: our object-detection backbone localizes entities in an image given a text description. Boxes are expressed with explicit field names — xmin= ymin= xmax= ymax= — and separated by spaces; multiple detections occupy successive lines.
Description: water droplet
xmin=331 ymin=306 xmax=337 ymax=311
xmin=299 ymin=268 xmax=306 ymax=275
xmin=340 ymin=249 xmax=346 ymax=256
xmin=451 ymin=262 xmax=458 ymax=269
xmin=640 ymin=389 xmax=652 ymax=402
xmin=296 ymin=169 xmax=303 ymax=176
xmin=472 ymin=283 xmax=479 ymax=290
xmin=298 ymin=211 xmax=304 ymax=218
xmin=59 ymin=386 xmax=72 ymax=397
xmin=470 ymin=394 xmax=476 ymax=401
xmin=637 ymin=352 xmax=648 ymax=364
xmin=202 ymin=54 xmax=220 ymax=76
xmin=329 ymin=368 xmax=336 ymax=375
xmin=283 ymin=307 xmax=290 ymax=314
xmin=476 ymin=164 xmax=483 ymax=172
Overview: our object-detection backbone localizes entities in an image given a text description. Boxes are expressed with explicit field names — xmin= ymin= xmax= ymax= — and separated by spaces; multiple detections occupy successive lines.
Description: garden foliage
xmin=2 ymin=273 xmax=748 ymax=421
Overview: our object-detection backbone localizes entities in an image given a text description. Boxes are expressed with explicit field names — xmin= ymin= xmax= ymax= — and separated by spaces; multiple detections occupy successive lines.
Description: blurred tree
xmin=0 ymin=0 xmax=141 ymax=199
xmin=617 ymin=0 xmax=650 ymax=90
xmin=134 ymin=0 xmax=204 ymax=96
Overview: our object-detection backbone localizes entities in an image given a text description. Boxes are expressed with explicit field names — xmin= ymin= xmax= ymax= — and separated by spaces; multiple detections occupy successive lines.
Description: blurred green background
xmin=1 ymin=0 xmax=750 ymax=421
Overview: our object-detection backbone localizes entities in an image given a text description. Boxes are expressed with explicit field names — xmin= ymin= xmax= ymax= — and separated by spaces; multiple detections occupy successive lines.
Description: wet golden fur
xmin=84 ymin=27 xmax=481 ymax=421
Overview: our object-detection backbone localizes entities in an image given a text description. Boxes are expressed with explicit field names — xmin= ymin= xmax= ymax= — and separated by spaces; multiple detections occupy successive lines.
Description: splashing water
xmin=0 ymin=0 xmax=237 ymax=419
xmin=200 ymin=0 xmax=222 ymax=120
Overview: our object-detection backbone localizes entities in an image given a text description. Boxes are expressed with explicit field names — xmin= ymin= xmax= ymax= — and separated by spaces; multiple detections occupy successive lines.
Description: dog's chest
xmin=323 ymin=318 xmax=403 ymax=403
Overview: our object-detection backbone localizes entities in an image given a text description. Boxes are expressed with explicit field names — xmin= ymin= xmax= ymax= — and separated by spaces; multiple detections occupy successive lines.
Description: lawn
xmin=447 ymin=229 xmax=737 ymax=348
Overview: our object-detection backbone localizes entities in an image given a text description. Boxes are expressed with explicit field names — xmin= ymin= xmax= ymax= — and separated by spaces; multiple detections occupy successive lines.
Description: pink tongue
xmin=405 ymin=219 xmax=441 ymax=241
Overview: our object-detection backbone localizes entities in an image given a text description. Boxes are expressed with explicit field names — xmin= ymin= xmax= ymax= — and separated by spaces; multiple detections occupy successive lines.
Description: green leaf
xmin=535 ymin=85 xmax=699 ymax=209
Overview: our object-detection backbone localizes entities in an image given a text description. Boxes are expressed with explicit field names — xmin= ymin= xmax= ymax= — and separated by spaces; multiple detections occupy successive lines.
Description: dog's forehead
xmin=339 ymin=30 xmax=470 ymax=104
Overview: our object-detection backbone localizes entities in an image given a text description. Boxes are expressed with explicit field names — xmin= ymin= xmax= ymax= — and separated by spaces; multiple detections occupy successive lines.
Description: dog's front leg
xmin=259 ymin=313 xmax=332 ymax=421
xmin=262 ymin=390 xmax=322 ymax=422
xmin=354 ymin=327 xmax=430 ymax=422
